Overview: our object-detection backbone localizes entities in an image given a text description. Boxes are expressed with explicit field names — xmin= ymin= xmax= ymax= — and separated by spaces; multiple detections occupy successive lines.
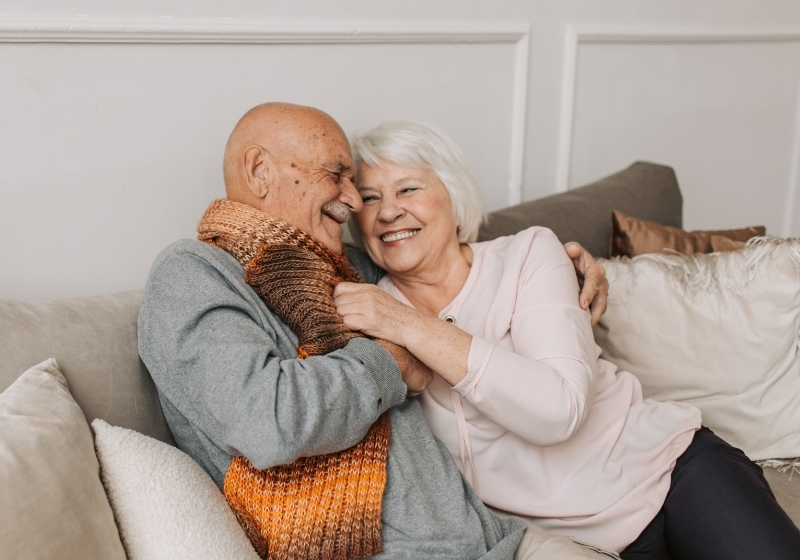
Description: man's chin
xmin=320 ymin=226 xmax=345 ymax=254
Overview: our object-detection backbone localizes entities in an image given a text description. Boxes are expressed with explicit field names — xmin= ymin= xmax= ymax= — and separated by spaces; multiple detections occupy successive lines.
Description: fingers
xmin=333 ymin=281 xmax=370 ymax=297
xmin=578 ymin=277 xmax=598 ymax=311
xmin=582 ymin=262 xmax=609 ymax=326
xmin=564 ymin=241 xmax=583 ymax=261
xmin=589 ymin=285 xmax=608 ymax=327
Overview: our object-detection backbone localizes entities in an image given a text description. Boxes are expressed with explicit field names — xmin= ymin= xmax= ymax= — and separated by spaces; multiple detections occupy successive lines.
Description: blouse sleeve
xmin=452 ymin=229 xmax=598 ymax=446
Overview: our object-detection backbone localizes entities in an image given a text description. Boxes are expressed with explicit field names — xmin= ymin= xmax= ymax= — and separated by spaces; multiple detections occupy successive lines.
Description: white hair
xmin=350 ymin=121 xmax=486 ymax=243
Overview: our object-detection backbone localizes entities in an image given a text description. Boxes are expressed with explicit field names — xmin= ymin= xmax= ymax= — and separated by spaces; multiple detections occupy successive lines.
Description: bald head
xmin=224 ymin=103 xmax=343 ymax=198
xmin=221 ymin=102 xmax=362 ymax=252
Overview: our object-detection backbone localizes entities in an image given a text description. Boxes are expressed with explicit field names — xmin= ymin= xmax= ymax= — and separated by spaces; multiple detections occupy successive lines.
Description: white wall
xmin=2 ymin=1 xmax=800 ymax=300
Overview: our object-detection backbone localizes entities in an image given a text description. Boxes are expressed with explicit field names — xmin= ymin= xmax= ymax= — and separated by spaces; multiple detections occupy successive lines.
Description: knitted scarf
xmin=198 ymin=199 xmax=390 ymax=560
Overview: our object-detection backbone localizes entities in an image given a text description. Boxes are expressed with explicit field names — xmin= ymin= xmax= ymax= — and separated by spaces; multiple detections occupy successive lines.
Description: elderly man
xmin=138 ymin=103 xmax=609 ymax=560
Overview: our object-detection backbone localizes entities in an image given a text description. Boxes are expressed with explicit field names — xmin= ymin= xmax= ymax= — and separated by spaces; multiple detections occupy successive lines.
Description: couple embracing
xmin=139 ymin=103 xmax=800 ymax=560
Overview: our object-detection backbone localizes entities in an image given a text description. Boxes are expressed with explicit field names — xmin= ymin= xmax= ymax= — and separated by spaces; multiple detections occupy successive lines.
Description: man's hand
xmin=375 ymin=339 xmax=433 ymax=397
xmin=564 ymin=242 xmax=608 ymax=327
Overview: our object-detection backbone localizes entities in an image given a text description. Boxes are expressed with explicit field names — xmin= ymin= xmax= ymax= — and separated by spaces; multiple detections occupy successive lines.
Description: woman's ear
xmin=243 ymin=145 xmax=272 ymax=199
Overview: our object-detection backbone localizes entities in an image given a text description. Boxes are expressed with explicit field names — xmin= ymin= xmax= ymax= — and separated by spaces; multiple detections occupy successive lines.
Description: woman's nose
xmin=378 ymin=199 xmax=405 ymax=222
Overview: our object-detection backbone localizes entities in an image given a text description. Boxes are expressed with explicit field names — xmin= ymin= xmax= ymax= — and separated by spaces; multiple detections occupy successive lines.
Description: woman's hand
xmin=334 ymin=282 xmax=472 ymax=387
xmin=563 ymin=242 xmax=608 ymax=327
xmin=333 ymin=282 xmax=418 ymax=347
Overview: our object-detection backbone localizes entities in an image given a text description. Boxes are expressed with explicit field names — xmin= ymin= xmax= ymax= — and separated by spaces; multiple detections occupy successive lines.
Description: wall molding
xmin=555 ymin=25 xmax=800 ymax=235
xmin=0 ymin=14 xmax=530 ymax=206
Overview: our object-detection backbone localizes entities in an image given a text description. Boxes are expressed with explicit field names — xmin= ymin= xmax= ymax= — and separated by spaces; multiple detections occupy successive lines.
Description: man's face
xmin=261 ymin=119 xmax=363 ymax=254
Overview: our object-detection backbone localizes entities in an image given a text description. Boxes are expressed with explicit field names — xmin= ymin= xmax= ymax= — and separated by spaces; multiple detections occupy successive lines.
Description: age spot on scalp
xmin=291 ymin=163 xmax=297 ymax=168
xmin=295 ymin=180 xmax=300 ymax=184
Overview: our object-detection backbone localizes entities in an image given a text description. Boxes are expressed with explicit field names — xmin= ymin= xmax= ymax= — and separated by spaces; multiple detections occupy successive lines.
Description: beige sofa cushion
xmin=595 ymin=238 xmax=800 ymax=461
xmin=0 ymin=359 xmax=127 ymax=560
xmin=0 ymin=291 xmax=173 ymax=444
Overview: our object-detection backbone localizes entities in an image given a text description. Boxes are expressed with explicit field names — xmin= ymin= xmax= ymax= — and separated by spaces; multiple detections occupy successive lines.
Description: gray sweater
xmin=138 ymin=239 xmax=524 ymax=559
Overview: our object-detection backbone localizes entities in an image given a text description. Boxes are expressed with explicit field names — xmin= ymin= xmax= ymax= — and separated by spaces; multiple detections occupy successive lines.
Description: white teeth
xmin=381 ymin=230 xmax=419 ymax=243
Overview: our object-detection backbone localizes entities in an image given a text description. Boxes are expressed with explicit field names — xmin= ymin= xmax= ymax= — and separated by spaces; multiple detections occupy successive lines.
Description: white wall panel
xmin=0 ymin=23 xmax=522 ymax=300
xmin=5 ymin=3 xmax=800 ymax=300
xmin=565 ymin=33 xmax=800 ymax=235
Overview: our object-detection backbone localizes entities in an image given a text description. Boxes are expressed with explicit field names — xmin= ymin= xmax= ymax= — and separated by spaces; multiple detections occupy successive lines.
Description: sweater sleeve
xmin=452 ymin=229 xmax=598 ymax=446
xmin=138 ymin=242 xmax=407 ymax=470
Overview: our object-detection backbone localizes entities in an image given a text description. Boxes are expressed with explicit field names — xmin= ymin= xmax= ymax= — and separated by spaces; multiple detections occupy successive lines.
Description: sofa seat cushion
xmin=0 ymin=359 xmax=127 ymax=560
xmin=0 ymin=291 xmax=173 ymax=444
xmin=763 ymin=466 xmax=800 ymax=528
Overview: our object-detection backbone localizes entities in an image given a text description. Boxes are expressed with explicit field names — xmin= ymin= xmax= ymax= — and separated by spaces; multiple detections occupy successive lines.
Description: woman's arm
xmin=457 ymin=231 xmax=598 ymax=445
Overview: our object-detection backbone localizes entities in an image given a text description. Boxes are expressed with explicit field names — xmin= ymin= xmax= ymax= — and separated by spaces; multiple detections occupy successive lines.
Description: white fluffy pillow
xmin=595 ymin=237 xmax=800 ymax=461
xmin=92 ymin=419 xmax=259 ymax=560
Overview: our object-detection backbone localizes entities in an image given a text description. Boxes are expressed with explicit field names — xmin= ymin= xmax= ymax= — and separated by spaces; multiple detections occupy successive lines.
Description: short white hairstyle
xmin=350 ymin=121 xmax=485 ymax=243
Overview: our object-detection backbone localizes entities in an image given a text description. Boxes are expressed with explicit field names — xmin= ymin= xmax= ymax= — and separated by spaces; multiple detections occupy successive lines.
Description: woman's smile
xmin=381 ymin=229 xmax=420 ymax=243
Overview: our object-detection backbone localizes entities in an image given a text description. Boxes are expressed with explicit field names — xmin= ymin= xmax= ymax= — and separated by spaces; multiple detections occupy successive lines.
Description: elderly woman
xmin=333 ymin=122 xmax=800 ymax=559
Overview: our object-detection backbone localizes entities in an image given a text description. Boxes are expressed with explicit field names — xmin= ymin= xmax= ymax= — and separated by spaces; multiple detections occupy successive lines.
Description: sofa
xmin=2 ymin=161 xmax=798 ymax=557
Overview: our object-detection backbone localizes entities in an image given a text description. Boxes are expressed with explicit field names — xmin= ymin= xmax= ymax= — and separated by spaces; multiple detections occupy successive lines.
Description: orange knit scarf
xmin=198 ymin=199 xmax=390 ymax=560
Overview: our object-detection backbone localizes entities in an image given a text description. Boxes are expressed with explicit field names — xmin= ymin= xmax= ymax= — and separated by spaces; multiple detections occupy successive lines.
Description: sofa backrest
xmin=0 ymin=291 xmax=175 ymax=445
xmin=478 ymin=161 xmax=682 ymax=258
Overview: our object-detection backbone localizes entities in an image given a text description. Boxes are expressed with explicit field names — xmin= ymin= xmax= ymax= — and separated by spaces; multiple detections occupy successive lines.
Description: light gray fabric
xmin=763 ymin=467 xmax=800 ymax=529
xmin=0 ymin=291 xmax=174 ymax=445
xmin=479 ymin=162 xmax=683 ymax=258
xmin=138 ymin=239 xmax=525 ymax=560
xmin=0 ymin=359 xmax=127 ymax=560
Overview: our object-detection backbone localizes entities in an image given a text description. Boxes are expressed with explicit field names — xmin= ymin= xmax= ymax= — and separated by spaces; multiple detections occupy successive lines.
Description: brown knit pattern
xmin=198 ymin=199 xmax=390 ymax=560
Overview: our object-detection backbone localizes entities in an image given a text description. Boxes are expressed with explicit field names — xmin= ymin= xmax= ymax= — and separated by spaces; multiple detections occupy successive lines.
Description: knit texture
xmin=198 ymin=199 xmax=390 ymax=560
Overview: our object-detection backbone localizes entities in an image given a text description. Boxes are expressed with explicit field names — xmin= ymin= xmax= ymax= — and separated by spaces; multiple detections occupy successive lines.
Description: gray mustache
xmin=322 ymin=200 xmax=352 ymax=223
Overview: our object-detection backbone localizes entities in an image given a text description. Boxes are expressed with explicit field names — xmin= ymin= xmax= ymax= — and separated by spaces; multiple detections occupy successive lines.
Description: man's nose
xmin=339 ymin=178 xmax=363 ymax=213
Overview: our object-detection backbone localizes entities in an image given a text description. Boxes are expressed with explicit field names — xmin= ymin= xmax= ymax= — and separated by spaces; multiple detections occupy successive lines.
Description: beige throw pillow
xmin=93 ymin=419 xmax=259 ymax=560
xmin=0 ymin=359 xmax=127 ymax=560
xmin=595 ymin=238 xmax=800 ymax=461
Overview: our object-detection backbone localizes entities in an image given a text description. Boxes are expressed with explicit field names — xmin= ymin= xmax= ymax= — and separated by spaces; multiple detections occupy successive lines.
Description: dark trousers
xmin=621 ymin=427 xmax=800 ymax=560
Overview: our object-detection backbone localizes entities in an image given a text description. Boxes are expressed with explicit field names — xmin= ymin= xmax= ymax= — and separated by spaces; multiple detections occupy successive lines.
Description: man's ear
xmin=243 ymin=145 xmax=272 ymax=199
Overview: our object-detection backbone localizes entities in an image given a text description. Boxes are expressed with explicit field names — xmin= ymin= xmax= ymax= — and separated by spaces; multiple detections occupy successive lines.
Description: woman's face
xmin=355 ymin=160 xmax=460 ymax=276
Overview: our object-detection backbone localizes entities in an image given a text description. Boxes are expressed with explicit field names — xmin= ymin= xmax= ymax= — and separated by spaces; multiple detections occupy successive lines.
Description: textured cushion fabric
xmin=0 ymin=291 xmax=174 ymax=444
xmin=763 ymin=466 xmax=800 ymax=528
xmin=93 ymin=419 xmax=260 ymax=560
xmin=0 ymin=359 xmax=127 ymax=560
xmin=610 ymin=210 xmax=766 ymax=257
xmin=479 ymin=162 xmax=682 ymax=258
xmin=595 ymin=238 xmax=800 ymax=461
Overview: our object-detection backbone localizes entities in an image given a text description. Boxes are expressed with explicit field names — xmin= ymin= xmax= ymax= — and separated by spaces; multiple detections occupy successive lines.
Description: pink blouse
xmin=378 ymin=227 xmax=701 ymax=552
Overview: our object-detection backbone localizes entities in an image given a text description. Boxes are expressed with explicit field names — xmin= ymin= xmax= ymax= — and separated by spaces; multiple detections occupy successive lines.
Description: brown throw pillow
xmin=611 ymin=210 xmax=765 ymax=257
xmin=709 ymin=235 xmax=747 ymax=252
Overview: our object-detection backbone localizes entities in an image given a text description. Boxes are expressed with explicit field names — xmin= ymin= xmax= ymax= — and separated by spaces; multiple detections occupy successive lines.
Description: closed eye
xmin=361 ymin=194 xmax=379 ymax=203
